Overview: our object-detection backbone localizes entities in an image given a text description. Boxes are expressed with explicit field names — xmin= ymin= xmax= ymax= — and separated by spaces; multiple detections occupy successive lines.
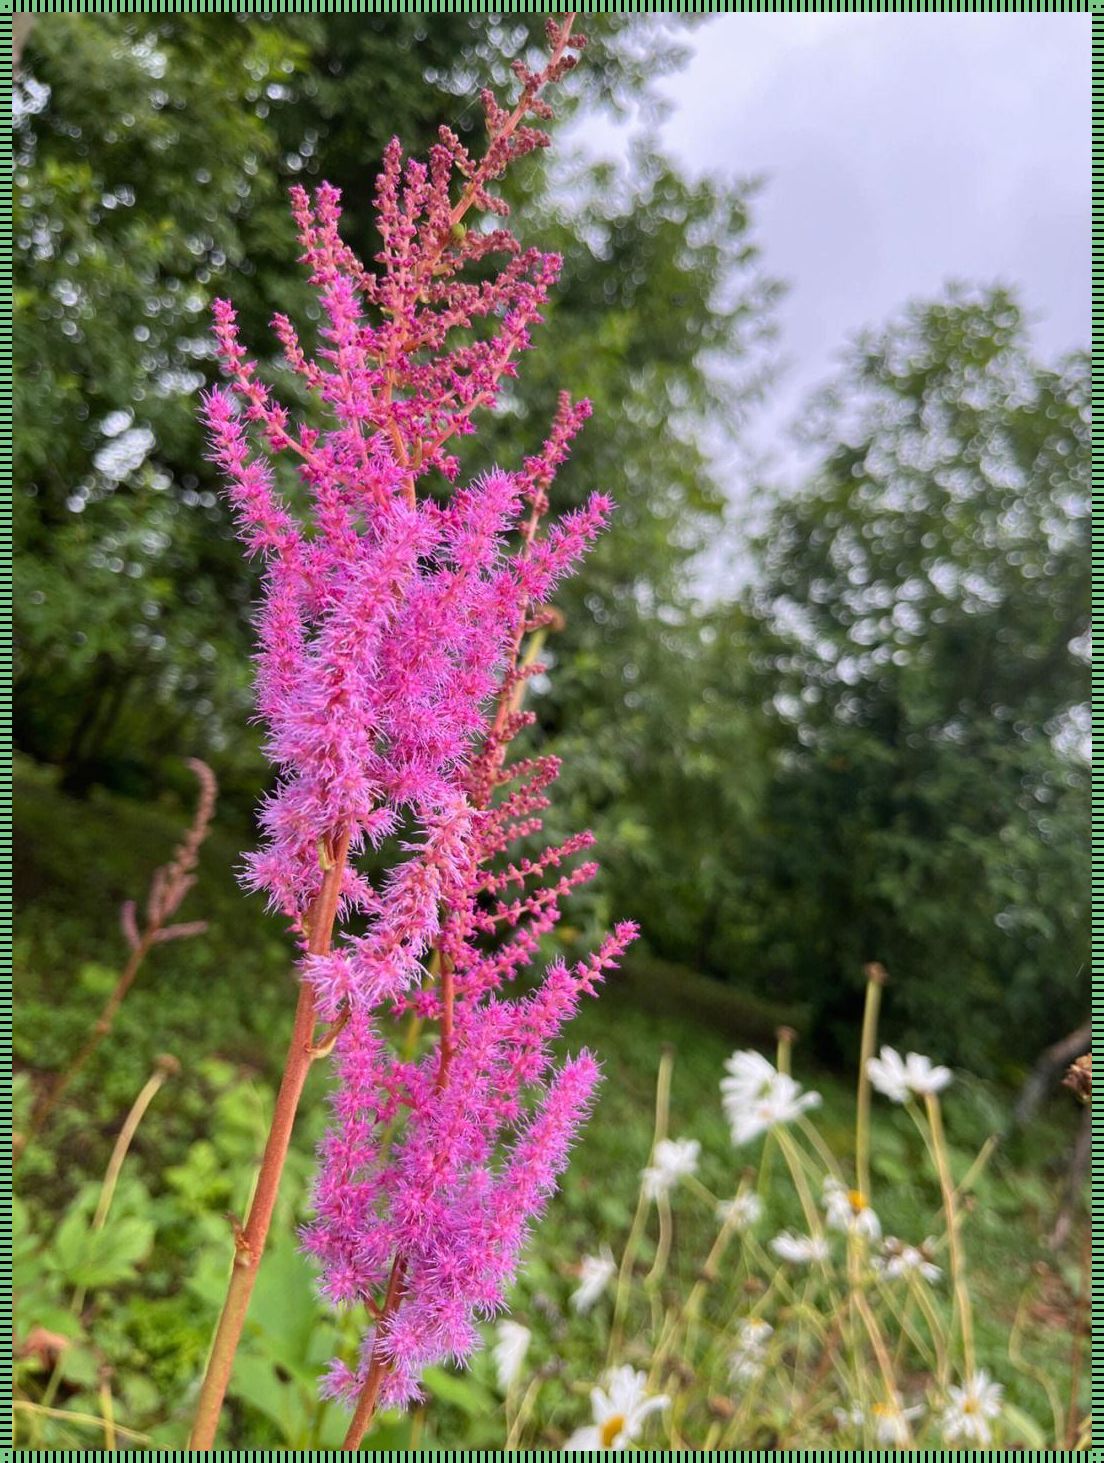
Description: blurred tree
xmin=14 ymin=14 xmax=775 ymax=811
xmin=741 ymin=287 xmax=1089 ymax=1068
xmin=13 ymin=20 xmax=1087 ymax=1071
xmin=14 ymin=17 xmax=307 ymax=797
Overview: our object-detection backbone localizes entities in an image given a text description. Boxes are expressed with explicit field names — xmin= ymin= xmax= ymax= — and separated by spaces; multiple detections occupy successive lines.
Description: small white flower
xmin=871 ymin=1398 xmax=924 ymax=1445
xmin=941 ymin=1369 xmax=1003 ymax=1446
xmin=874 ymin=1236 xmax=941 ymax=1285
xmin=769 ymin=1230 xmax=830 ymax=1265
xmin=721 ymin=1051 xmax=822 ymax=1147
xmin=563 ymin=1364 xmax=669 ymax=1451
xmin=716 ymin=1191 xmax=763 ymax=1231
xmin=492 ymin=1319 xmax=530 ymax=1393
xmin=571 ymin=1246 xmax=617 ymax=1314
xmin=728 ymin=1316 xmax=773 ymax=1383
xmin=641 ymin=1136 xmax=700 ymax=1200
xmin=833 ymin=1403 xmax=867 ymax=1432
xmin=823 ymin=1176 xmax=881 ymax=1241
xmin=866 ymin=1046 xmax=952 ymax=1104
xmin=834 ymin=1398 xmax=923 ymax=1444
xmin=721 ymin=1049 xmax=777 ymax=1101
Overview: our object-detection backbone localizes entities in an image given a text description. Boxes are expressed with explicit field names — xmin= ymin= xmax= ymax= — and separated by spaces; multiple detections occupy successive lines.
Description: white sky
xmin=581 ymin=14 xmax=1090 ymax=488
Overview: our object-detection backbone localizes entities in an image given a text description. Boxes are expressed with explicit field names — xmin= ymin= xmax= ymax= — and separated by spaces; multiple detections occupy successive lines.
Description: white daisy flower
xmin=834 ymin=1398 xmax=923 ymax=1444
xmin=563 ymin=1364 xmax=669 ymax=1451
xmin=571 ymin=1246 xmax=617 ymax=1314
xmin=866 ymin=1046 xmax=953 ymax=1104
xmin=941 ymin=1369 xmax=1003 ymax=1446
xmin=492 ymin=1319 xmax=530 ymax=1393
xmin=874 ymin=1236 xmax=941 ymax=1284
xmin=728 ymin=1316 xmax=773 ymax=1383
xmin=823 ymin=1176 xmax=881 ymax=1241
xmin=769 ymin=1230 xmax=830 ymax=1265
xmin=641 ymin=1136 xmax=700 ymax=1200
xmin=720 ymin=1049 xmax=777 ymax=1101
xmin=871 ymin=1398 xmax=924 ymax=1445
xmin=716 ymin=1191 xmax=763 ymax=1231
xmin=721 ymin=1051 xmax=821 ymax=1147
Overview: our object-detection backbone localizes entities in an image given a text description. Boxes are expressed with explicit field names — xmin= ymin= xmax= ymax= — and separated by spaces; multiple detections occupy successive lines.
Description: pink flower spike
xmin=202 ymin=16 xmax=635 ymax=1419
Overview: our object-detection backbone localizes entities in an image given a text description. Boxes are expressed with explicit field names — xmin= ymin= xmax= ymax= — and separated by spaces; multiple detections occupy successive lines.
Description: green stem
xmin=855 ymin=964 xmax=885 ymax=1204
xmin=925 ymin=1091 xmax=975 ymax=1373
xmin=609 ymin=1046 xmax=674 ymax=1363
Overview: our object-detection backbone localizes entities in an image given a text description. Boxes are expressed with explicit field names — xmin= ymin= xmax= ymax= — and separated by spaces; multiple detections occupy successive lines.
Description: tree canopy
xmin=14 ymin=19 xmax=1087 ymax=1070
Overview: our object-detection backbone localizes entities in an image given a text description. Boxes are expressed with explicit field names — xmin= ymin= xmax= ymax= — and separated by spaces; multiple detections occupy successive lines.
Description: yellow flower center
xmin=600 ymin=1414 xmax=626 ymax=1448
xmin=848 ymin=1189 xmax=867 ymax=1212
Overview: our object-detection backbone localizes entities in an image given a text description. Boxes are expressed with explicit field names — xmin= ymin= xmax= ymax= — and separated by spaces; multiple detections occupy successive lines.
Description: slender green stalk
xmin=855 ymin=963 xmax=885 ymax=1204
xmin=643 ymin=1191 xmax=673 ymax=1289
xmin=924 ymin=1091 xmax=974 ymax=1372
xmin=13 ymin=1401 xmax=149 ymax=1446
xmin=505 ymin=1375 xmax=542 ymax=1450
xmin=650 ymin=1201 xmax=744 ymax=1376
xmin=92 ymin=1057 xmax=177 ymax=1233
xmin=98 ymin=1379 xmax=117 ymax=1452
xmin=774 ymin=1129 xmax=826 ymax=1246
xmin=609 ymin=1045 xmax=674 ymax=1362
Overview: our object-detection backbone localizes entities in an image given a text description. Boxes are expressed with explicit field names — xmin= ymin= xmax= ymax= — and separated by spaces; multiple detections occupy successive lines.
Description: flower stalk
xmin=17 ymin=760 xmax=215 ymax=1162
xmin=189 ymin=831 xmax=350 ymax=1449
xmin=855 ymin=960 xmax=886 ymax=1202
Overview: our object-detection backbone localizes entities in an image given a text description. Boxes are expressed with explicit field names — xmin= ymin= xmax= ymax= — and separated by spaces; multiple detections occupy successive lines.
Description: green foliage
xmin=14 ymin=14 xmax=726 ymax=807
xmin=496 ymin=1033 xmax=1086 ymax=1449
xmin=14 ymin=16 xmax=307 ymax=795
xmin=12 ymin=17 xmax=1088 ymax=1447
xmin=740 ymin=288 xmax=1089 ymax=1066
xmin=13 ymin=767 xmax=1084 ymax=1448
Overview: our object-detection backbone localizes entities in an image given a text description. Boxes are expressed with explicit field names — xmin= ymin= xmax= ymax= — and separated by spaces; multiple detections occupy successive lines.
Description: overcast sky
xmin=590 ymin=14 xmax=1090 ymax=486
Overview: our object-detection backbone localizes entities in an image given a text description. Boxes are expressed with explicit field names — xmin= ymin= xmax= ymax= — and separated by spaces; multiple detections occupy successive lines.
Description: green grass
xmin=13 ymin=758 xmax=1088 ymax=1448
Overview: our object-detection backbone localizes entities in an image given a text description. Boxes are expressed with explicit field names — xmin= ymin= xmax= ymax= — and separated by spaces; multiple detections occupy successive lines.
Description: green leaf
xmin=421 ymin=1365 xmax=493 ymax=1416
xmin=1002 ymin=1403 xmax=1048 ymax=1449
xmin=229 ymin=1353 xmax=299 ymax=1440
xmin=49 ymin=1205 xmax=154 ymax=1289
xmin=243 ymin=1238 xmax=319 ymax=1372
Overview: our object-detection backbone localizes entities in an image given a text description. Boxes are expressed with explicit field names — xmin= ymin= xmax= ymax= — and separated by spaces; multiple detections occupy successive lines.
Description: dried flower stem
xmin=98 ymin=1379 xmax=117 ymax=1453
xmin=1065 ymin=1224 xmax=1090 ymax=1444
xmin=70 ymin=1056 xmax=179 ymax=1322
xmin=17 ymin=761 xmax=215 ymax=1161
xmin=18 ymin=937 xmax=152 ymax=1163
xmin=189 ymin=827 xmax=350 ymax=1450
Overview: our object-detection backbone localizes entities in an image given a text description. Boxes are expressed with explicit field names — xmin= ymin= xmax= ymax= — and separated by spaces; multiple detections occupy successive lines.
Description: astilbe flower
xmin=203 ymin=18 xmax=636 ymax=1414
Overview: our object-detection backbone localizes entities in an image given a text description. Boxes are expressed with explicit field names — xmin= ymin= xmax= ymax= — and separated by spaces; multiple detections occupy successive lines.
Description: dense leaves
xmin=743 ymin=291 xmax=1088 ymax=1066
xmin=14 ymin=20 xmax=1087 ymax=1068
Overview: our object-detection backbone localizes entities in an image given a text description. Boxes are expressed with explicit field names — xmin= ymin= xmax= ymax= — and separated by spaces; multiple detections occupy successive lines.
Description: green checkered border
xmin=3 ymin=1 xmax=1097 ymax=1456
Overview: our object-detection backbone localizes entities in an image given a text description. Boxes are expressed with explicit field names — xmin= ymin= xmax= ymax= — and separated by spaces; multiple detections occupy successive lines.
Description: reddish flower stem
xmin=17 ymin=935 xmax=153 ymax=1161
xmin=188 ymin=825 xmax=351 ymax=1450
xmin=436 ymin=955 xmax=456 ymax=1091
xmin=341 ymin=1256 xmax=408 ymax=1451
